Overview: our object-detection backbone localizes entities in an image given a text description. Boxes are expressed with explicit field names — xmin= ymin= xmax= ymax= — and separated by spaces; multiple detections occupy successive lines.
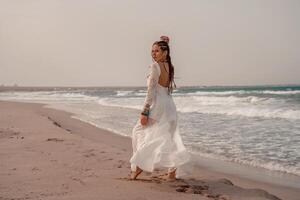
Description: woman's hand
xmin=140 ymin=115 xmax=148 ymax=126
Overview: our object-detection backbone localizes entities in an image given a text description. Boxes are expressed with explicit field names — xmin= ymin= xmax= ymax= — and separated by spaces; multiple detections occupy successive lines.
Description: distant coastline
xmin=1 ymin=83 xmax=300 ymax=92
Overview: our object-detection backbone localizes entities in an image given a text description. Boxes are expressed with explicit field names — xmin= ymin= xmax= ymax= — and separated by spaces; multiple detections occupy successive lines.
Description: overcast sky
xmin=0 ymin=0 xmax=299 ymax=87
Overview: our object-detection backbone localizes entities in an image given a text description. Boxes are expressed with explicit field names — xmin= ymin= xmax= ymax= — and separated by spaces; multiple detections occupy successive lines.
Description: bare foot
xmin=158 ymin=171 xmax=177 ymax=182
xmin=130 ymin=166 xmax=143 ymax=180
xmin=168 ymin=169 xmax=176 ymax=180
xmin=164 ymin=169 xmax=177 ymax=181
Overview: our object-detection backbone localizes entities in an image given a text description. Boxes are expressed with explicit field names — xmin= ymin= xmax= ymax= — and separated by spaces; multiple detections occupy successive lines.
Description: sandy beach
xmin=0 ymin=100 xmax=299 ymax=200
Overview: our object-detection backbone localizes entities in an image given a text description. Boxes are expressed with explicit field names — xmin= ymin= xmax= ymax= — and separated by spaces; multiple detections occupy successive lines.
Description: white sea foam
xmin=191 ymin=150 xmax=300 ymax=176
xmin=133 ymin=91 xmax=146 ymax=96
xmin=178 ymin=104 xmax=300 ymax=120
xmin=0 ymin=91 xmax=98 ymax=102
xmin=191 ymin=95 xmax=272 ymax=105
xmin=174 ymin=95 xmax=300 ymax=120
xmin=97 ymin=98 xmax=142 ymax=110
xmin=96 ymin=95 xmax=300 ymax=120
xmin=262 ymin=90 xmax=300 ymax=95
xmin=116 ymin=90 xmax=133 ymax=96
xmin=174 ymin=90 xmax=300 ymax=96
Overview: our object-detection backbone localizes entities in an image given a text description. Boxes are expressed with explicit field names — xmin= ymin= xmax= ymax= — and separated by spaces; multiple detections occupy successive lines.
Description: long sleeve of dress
xmin=143 ymin=63 xmax=160 ymax=111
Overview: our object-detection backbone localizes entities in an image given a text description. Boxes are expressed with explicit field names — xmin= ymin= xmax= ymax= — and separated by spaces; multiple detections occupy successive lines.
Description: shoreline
xmin=0 ymin=100 xmax=299 ymax=199
xmin=44 ymin=101 xmax=300 ymax=189
xmin=68 ymin=108 xmax=300 ymax=189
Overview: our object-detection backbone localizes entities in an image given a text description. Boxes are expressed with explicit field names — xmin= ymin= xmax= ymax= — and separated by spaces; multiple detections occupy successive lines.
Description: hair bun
xmin=160 ymin=35 xmax=170 ymax=44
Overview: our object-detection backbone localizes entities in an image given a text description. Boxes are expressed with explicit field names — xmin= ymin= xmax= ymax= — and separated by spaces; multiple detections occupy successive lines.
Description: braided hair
xmin=152 ymin=40 xmax=176 ymax=95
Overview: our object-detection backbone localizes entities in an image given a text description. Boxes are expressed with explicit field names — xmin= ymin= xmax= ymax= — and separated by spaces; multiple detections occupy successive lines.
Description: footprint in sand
xmin=40 ymin=191 xmax=69 ymax=197
xmin=32 ymin=167 xmax=40 ymax=171
xmin=46 ymin=138 xmax=64 ymax=142
xmin=61 ymin=183 xmax=70 ymax=190
xmin=83 ymin=152 xmax=96 ymax=158
xmin=71 ymin=177 xmax=85 ymax=185
xmin=0 ymin=128 xmax=20 ymax=139
xmin=115 ymin=160 xmax=126 ymax=168
xmin=117 ymin=176 xmax=162 ymax=184
xmin=173 ymin=180 xmax=210 ymax=195
xmin=82 ymin=149 xmax=96 ymax=158
xmin=84 ymin=149 xmax=95 ymax=153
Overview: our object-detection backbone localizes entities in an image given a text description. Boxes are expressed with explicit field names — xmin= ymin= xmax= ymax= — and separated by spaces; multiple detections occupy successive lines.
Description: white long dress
xmin=130 ymin=62 xmax=190 ymax=177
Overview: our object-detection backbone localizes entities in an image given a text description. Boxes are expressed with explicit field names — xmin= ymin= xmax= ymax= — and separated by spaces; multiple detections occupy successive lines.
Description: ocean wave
xmin=0 ymin=91 xmax=98 ymax=101
xmin=97 ymin=98 xmax=142 ymax=110
xmin=191 ymin=95 xmax=274 ymax=105
xmin=190 ymin=149 xmax=300 ymax=177
xmin=97 ymin=95 xmax=300 ymax=120
xmin=115 ymin=90 xmax=147 ymax=97
xmin=133 ymin=91 xmax=146 ymax=96
xmin=173 ymin=90 xmax=300 ymax=96
xmin=116 ymin=90 xmax=133 ymax=96
xmin=174 ymin=95 xmax=300 ymax=120
xmin=174 ymin=95 xmax=280 ymax=108
xmin=178 ymin=104 xmax=300 ymax=120
xmin=262 ymin=90 xmax=300 ymax=95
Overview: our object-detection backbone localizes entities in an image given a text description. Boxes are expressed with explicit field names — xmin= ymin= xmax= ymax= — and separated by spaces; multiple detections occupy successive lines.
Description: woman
xmin=130 ymin=36 xmax=190 ymax=180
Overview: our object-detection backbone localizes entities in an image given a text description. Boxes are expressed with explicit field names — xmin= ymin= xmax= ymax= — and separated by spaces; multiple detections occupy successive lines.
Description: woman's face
xmin=151 ymin=44 xmax=166 ymax=62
